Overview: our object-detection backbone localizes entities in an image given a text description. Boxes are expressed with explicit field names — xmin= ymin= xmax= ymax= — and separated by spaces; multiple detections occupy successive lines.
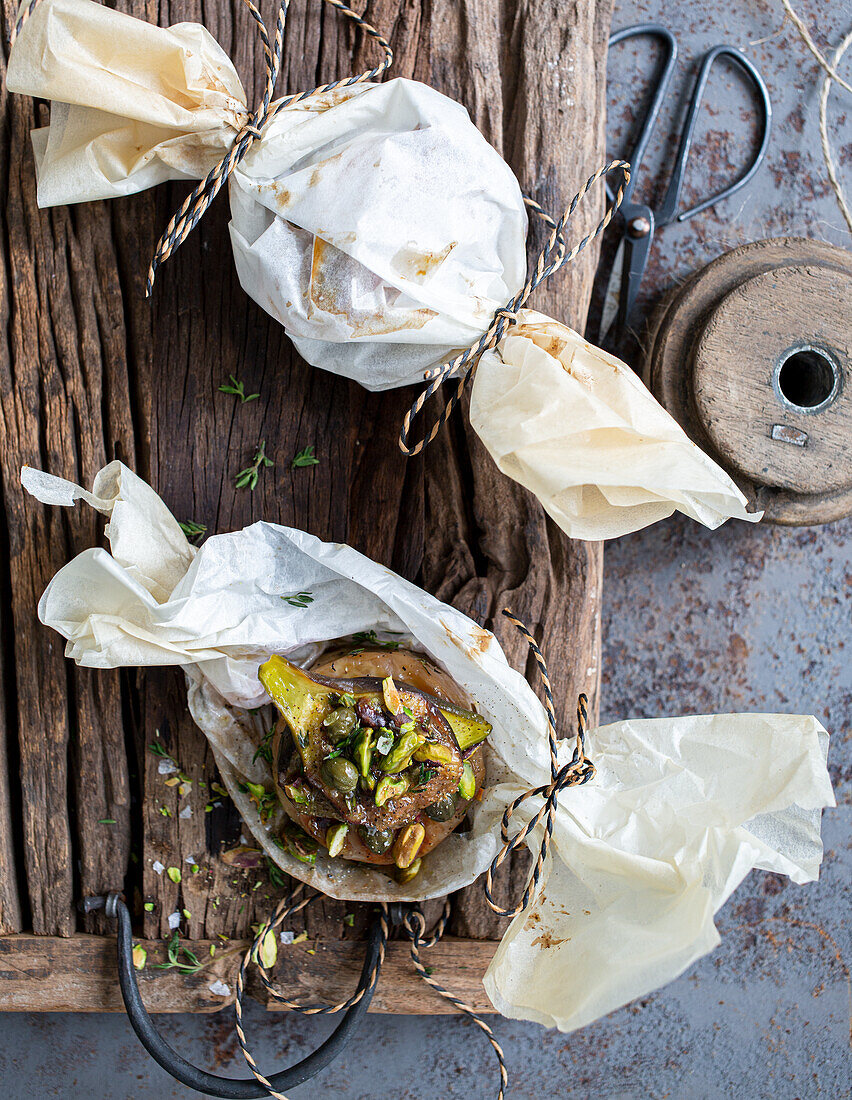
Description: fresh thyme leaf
xmin=266 ymin=856 xmax=288 ymax=889
xmin=219 ymin=374 xmax=260 ymax=404
xmin=252 ymin=727 xmax=275 ymax=765
xmin=152 ymin=930 xmax=205 ymax=975
xmin=281 ymin=590 xmax=314 ymax=608
xmin=411 ymin=763 xmax=436 ymax=790
xmin=351 ymin=629 xmax=401 ymax=650
xmin=236 ymin=440 xmax=273 ymax=491
xmin=98 ymin=818 xmax=116 ymax=824
xmin=179 ymin=520 xmax=207 ymax=545
xmin=291 ymin=445 xmax=320 ymax=469
xmin=148 ymin=741 xmax=171 ymax=759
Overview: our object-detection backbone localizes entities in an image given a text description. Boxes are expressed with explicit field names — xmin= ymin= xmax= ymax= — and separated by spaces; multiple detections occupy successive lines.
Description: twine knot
xmin=144 ymin=0 xmax=393 ymax=296
xmin=399 ymin=160 xmax=631 ymax=457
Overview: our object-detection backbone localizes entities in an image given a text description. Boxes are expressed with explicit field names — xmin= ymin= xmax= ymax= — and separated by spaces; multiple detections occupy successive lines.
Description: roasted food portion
xmin=258 ymin=645 xmax=491 ymax=881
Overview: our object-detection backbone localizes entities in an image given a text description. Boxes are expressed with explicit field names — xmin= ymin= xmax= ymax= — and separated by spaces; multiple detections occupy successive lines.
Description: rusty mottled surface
xmin=1 ymin=0 xmax=850 ymax=1096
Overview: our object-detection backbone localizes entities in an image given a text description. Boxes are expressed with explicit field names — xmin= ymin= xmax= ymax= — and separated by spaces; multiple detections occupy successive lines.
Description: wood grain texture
xmin=0 ymin=0 xmax=611 ymax=1000
xmin=0 ymin=934 xmax=498 ymax=1013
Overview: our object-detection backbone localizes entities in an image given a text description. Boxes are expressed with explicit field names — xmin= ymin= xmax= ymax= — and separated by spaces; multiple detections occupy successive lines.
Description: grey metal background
xmin=2 ymin=0 xmax=850 ymax=1096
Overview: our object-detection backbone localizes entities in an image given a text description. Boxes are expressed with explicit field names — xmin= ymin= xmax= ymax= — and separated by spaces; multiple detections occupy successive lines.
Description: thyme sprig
xmin=179 ymin=520 xmax=207 ymax=545
xmin=152 ymin=930 xmax=204 ymax=975
xmin=236 ymin=440 xmax=273 ymax=490
xmin=291 ymin=445 xmax=319 ymax=468
xmin=219 ymin=374 xmax=259 ymax=403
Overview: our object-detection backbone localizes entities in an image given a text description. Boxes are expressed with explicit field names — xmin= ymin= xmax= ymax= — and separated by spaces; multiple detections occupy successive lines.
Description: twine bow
xmin=233 ymin=610 xmax=594 ymax=1099
xmin=398 ymin=159 xmax=631 ymax=457
xmin=146 ymin=0 xmax=393 ymax=295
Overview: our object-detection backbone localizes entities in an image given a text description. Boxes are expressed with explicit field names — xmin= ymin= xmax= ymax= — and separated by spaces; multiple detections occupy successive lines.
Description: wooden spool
xmin=644 ymin=238 xmax=852 ymax=526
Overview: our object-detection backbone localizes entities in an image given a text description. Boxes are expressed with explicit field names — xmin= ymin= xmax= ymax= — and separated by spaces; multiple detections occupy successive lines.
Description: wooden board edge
xmin=0 ymin=934 xmax=499 ymax=1014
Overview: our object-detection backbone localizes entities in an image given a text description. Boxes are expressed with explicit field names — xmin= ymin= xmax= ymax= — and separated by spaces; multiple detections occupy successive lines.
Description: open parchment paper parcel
xmin=7 ymin=0 xmax=762 ymax=541
xmin=21 ymin=462 xmax=834 ymax=1031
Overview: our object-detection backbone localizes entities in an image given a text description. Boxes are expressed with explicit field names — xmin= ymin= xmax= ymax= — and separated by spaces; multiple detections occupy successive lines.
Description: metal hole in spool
xmin=773 ymin=344 xmax=840 ymax=414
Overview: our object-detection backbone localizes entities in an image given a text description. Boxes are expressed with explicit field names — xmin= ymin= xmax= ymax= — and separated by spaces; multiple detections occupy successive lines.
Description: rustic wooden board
xmin=0 ymin=933 xmax=498 ymax=1013
xmin=0 ymin=0 xmax=611 ymax=1005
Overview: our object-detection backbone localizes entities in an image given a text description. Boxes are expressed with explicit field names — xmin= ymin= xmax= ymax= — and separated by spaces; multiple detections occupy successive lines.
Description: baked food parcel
xmin=7 ymin=0 xmax=763 ymax=541
xmin=21 ymin=461 xmax=834 ymax=1031
xmin=262 ymin=647 xmax=489 ymax=881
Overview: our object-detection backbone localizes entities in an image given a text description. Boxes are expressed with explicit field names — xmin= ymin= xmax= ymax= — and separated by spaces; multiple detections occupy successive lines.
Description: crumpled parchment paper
xmin=22 ymin=461 xmax=833 ymax=1030
xmin=7 ymin=0 xmax=762 ymax=538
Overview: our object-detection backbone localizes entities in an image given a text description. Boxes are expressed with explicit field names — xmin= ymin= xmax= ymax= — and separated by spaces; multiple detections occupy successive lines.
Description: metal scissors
xmin=600 ymin=24 xmax=772 ymax=343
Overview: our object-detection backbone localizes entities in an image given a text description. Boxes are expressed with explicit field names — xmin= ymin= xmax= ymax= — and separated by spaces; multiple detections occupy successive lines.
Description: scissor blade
xmin=599 ymin=238 xmax=625 ymax=345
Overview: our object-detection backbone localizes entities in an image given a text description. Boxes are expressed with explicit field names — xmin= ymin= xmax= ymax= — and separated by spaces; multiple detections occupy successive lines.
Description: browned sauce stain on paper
xmin=309 ymin=237 xmax=437 ymax=336
xmin=392 ymin=241 xmax=457 ymax=283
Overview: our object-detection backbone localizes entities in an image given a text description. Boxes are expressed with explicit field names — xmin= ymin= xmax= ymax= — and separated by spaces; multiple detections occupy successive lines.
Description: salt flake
xmin=152 ymin=861 xmax=165 ymax=875
xmin=158 ymin=759 xmax=178 ymax=775
xmin=167 ymin=911 xmax=181 ymax=930
xmin=179 ymin=805 xmax=192 ymax=819
xmin=209 ymin=980 xmax=231 ymax=997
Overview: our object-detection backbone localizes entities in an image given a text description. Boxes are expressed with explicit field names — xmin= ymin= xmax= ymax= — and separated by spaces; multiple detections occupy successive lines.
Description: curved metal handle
xmin=658 ymin=44 xmax=772 ymax=226
xmin=89 ymin=893 xmax=385 ymax=1098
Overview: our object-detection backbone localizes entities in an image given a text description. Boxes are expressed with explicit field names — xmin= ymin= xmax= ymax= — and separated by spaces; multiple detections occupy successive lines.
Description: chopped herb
xmin=219 ymin=374 xmax=259 ymax=404
xmin=252 ymin=727 xmax=275 ymax=766
xmin=352 ymin=629 xmax=402 ymax=650
xmin=190 ymin=864 xmax=200 ymax=875
xmin=343 ymin=913 xmax=354 ymax=927
xmin=235 ymin=440 xmax=273 ymax=491
xmin=291 ymin=445 xmax=319 ymax=469
xmin=209 ymin=944 xmax=216 ymax=957
xmin=281 ymin=590 xmax=314 ymax=608
xmin=153 ymin=930 xmax=203 ymax=975
xmin=410 ymin=763 xmax=436 ymax=790
xmin=158 ymin=805 xmax=172 ymax=818
xmin=98 ymin=818 xmax=116 ymax=825
xmin=339 ymin=692 xmax=356 ymax=708
xmin=166 ymin=867 xmax=182 ymax=884
xmin=143 ymin=902 xmax=155 ymax=913
xmin=266 ymin=856 xmax=288 ymax=889
xmin=179 ymin=520 xmax=207 ymax=545
xmin=182 ymin=909 xmax=192 ymax=920
xmin=424 ymin=966 xmax=434 ymax=977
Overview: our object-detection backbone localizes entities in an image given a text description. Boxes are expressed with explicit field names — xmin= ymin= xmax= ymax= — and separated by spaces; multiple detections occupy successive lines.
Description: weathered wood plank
xmin=0 ymin=934 xmax=498 ymax=1014
xmin=0 ymin=0 xmax=609 ymax=975
xmin=424 ymin=0 xmax=610 ymax=938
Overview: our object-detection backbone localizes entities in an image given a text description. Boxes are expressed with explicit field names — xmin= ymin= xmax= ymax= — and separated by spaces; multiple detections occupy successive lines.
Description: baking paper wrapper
xmin=6 ymin=0 xmax=527 ymax=389
xmin=22 ymin=462 xmax=833 ymax=1030
xmin=471 ymin=312 xmax=759 ymax=539
xmin=7 ymin=0 xmax=760 ymax=538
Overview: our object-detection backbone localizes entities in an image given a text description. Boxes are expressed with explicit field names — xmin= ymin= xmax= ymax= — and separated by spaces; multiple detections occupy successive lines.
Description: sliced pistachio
xmin=283 ymin=782 xmax=309 ymax=805
xmin=252 ymin=923 xmax=278 ymax=969
xmin=380 ymin=729 xmax=426 ymax=774
xmin=375 ymin=773 xmax=410 ymax=807
xmin=395 ymin=857 xmax=422 ymax=884
xmin=326 ymin=822 xmax=349 ymax=858
xmin=391 ymin=822 xmax=426 ymax=869
xmin=359 ymin=774 xmax=377 ymax=793
xmin=412 ymin=741 xmax=455 ymax=765
xmin=458 ymin=759 xmax=476 ymax=800
xmin=132 ymin=944 xmax=147 ymax=970
xmin=353 ymin=727 xmax=374 ymax=777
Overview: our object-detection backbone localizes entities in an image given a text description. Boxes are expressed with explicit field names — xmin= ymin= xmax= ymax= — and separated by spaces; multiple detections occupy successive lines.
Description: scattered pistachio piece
xmin=143 ymin=902 xmax=154 ymax=913
xmin=132 ymin=944 xmax=147 ymax=971
xmin=166 ymin=867 xmax=182 ymax=884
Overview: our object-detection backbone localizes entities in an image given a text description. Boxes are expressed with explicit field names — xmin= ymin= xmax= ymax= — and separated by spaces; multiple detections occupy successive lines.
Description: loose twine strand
xmin=782 ymin=0 xmax=852 ymax=235
xmin=233 ymin=610 xmax=595 ymax=1099
xmin=397 ymin=159 xmax=630 ymax=457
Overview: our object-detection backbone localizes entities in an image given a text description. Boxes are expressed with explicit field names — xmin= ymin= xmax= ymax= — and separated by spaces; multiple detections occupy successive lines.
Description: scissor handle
xmin=608 ymin=24 xmax=678 ymax=205
xmin=657 ymin=45 xmax=772 ymax=226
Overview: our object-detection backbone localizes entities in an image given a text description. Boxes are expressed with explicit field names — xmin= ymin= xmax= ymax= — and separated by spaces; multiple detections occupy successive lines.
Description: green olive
xmin=424 ymin=794 xmax=456 ymax=822
xmin=325 ymin=707 xmax=358 ymax=743
xmin=359 ymin=825 xmax=394 ymax=855
xmin=321 ymin=756 xmax=359 ymax=793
